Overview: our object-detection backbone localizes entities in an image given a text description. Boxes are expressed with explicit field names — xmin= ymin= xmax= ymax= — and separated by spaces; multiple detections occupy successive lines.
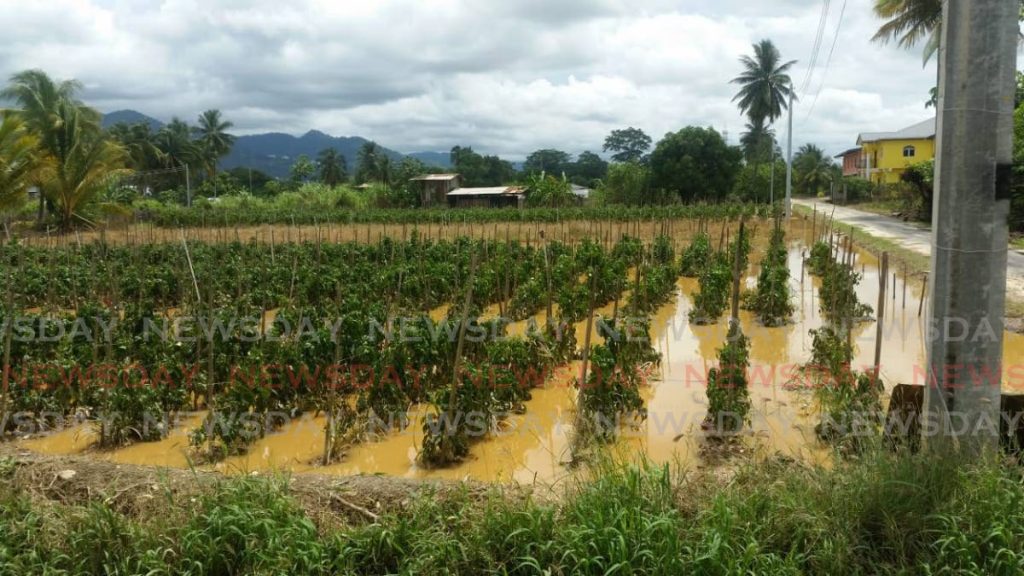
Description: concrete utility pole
xmin=784 ymin=89 xmax=794 ymax=218
xmin=924 ymin=0 xmax=1018 ymax=455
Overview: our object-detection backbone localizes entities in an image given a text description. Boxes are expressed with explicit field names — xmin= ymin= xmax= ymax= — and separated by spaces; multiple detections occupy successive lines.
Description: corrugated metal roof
xmin=447 ymin=186 xmax=526 ymax=197
xmin=834 ymin=147 xmax=862 ymax=158
xmin=411 ymin=173 xmax=460 ymax=181
xmin=857 ymin=118 xmax=935 ymax=144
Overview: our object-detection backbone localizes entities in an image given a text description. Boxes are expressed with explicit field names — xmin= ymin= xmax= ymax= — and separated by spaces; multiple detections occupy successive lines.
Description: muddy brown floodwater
xmin=19 ymin=222 xmax=1024 ymax=487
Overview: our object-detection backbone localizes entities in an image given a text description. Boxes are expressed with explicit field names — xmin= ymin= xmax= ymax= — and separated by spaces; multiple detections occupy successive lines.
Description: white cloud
xmin=0 ymin=0 xmax=970 ymax=159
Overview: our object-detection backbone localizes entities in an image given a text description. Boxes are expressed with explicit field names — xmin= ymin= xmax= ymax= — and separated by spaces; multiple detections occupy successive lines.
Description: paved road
xmin=792 ymin=198 xmax=1024 ymax=305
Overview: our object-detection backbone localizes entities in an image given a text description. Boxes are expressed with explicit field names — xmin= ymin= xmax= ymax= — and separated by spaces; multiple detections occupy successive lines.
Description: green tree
xmin=450 ymin=146 xmax=514 ymax=186
xmin=526 ymin=172 xmax=574 ymax=207
xmin=649 ymin=127 xmax=742 ymax=203
xmin=289 ymin=154 xmax=316 ymax=185
xmin=316 ymin=148 xmax=347 ymax=187
xmin=226 ymin=167 xmax=273 ymax=196
xmin=731 ymin=39 xmax=796 ymax=126
xmin=732 ymin=160 xmax=786 ymax=204
xmin=523 ymin=149 xmax=570 ymax=175
xmin=597 ymin=162 xmax=654 ymax=206
xmin=2 ymin=69 xmax=98 ymax=221
xmin=569 ymin=151 xmax=608 ymax=187
xmin=602 ymin=128 xmax=652 ymax=163
xmin=0 ymin=113 xmax=39 ymax=212
xmin=192 ymin=109 xmax=235 ymax=180
xmin=793 ymin=144 xmax=836 ymax=197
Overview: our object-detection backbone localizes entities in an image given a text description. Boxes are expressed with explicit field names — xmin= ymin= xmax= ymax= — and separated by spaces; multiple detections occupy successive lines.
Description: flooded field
xmin=16 ymin=221 xmax=1024 ymax=486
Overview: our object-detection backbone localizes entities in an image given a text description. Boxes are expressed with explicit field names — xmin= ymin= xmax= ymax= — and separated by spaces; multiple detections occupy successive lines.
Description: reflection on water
xmin=18 ymin=220 xmax=1024 ymax=484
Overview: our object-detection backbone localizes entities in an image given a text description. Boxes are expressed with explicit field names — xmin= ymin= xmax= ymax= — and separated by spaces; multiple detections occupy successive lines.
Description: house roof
xmin=857 ymin=118 xmax=935 ymax=144
xmin=410 ymin=173 xmax=460 ymax=182
xmin=571 ymin=184 xmax=591 ymax=198
xmin=447 ymin=186 xmax=526 ymax=197
xmin=834 ymin=147 xmax=862 ymax=159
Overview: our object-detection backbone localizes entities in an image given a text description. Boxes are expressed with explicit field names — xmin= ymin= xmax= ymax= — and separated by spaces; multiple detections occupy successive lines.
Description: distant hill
xmin=99 ymin=109 xmax=456 ymax=179
xmin=407 ymin=151 xmax=452 ymax=169
xmin=222 ymin=130 xmax=407 ymax=179
xmin=101 ymin=110 xmax=164 ymax=131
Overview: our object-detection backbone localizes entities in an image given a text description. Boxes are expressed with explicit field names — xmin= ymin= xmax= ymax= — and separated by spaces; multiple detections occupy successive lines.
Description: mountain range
xmin=100 ymin=109 xmax=453 ymax=178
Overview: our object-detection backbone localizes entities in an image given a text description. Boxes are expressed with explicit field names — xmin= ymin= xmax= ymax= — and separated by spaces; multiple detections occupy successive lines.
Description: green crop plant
xmin=688 ymin=253 xmax=731 ymax=325
xmin=679 ymin=232 xmax=711 ymax=277
xmin=575 ymin=344 xmax=647 ymax=445
xmin=751 ymin=225 xmax=794 ymax=326
xmin=704 ymin=322 xmax=751 ymax=435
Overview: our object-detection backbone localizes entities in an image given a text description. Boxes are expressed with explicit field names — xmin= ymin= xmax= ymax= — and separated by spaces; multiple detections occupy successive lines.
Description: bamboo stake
xmin=449 ymin=251 xmax=478 ymax=413
xmin=180 ymin=229 xmax=201 ymax=305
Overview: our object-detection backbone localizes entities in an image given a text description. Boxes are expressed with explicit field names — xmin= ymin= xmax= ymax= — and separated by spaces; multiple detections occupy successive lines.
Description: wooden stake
xmin=918 ymin=274 xmax=928 ymax=317
xmin=874 ymin=252 xmax=888 ymax=385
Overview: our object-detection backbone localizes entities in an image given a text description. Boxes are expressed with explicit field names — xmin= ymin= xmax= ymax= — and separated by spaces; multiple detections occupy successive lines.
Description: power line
xmin=803 ymin=0 xmax=848 ymax=123
xmin=799 ymin=0 xmax=831 ymax=96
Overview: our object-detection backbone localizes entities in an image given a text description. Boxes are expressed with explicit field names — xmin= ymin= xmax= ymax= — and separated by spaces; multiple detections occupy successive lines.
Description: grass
xmin=3 ymin=449 xmax=1024 ymax=574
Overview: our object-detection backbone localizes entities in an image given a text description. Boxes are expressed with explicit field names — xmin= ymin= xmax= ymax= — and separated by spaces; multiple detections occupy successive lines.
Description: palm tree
xmin=356 ymin=141 xmax=380 ymax=184
xmin=874 ymin=1 xmax=1023 ymax=66
xmin=0 ymin=113 xmax=40 ymax=213
xmin=108 ymin=122 xmax=165 ymax=172
xmin=871 ymin=0 xmax=942 ymax=64
xmin=156 ymin=118 xmax=199 ymax=168
xmin=42 ymin=103 xmax=128 ymax=229
xmin=192 ymin=109 xmax=235 ymax=180
xmin=1 ymin=69 xmax=98 ymax=221
xmin=317 ymin=148 xmax=347 ymax=187
xmin=731 ymin=39 xmax=797 ymax=125
xmin=793 ymin=144 xmax=835 ymax=197
xmin=740 ymin=119 xmax=776 ymax=165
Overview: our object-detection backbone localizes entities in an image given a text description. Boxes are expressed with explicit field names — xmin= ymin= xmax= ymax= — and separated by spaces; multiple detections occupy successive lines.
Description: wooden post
xmin=918 ymin=273 xmax=928 ymax=317
xmin=902 ymin=267 xmax=908 ymax=310
xmin=874 ymin=252 xmax=888 ymax=384
xmin=811 ymin=207 xmax=817 ymax=245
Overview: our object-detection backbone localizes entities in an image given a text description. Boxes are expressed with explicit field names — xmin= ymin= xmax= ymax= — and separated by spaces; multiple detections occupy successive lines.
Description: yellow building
xmin=855 ymin=118 xmax=935 ymax=185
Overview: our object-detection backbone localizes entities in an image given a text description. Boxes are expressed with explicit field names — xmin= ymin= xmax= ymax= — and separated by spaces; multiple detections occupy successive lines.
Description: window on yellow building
xmin=903 ymin=145 xmax=916 ymax=158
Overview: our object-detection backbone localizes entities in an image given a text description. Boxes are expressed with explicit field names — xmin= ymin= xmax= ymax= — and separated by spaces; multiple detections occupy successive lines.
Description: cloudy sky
xmin=0 ymin=0 xmax=950 ymax=159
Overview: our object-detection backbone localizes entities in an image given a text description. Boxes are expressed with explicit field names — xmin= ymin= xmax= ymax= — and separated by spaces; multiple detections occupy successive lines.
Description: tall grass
xmin=2 ymin=450 xmax=1024 ymax=574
